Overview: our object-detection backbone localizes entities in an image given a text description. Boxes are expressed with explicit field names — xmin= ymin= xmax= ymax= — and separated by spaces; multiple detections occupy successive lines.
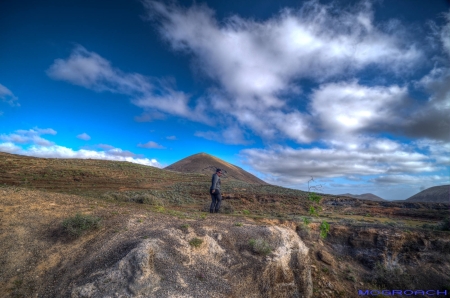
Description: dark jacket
xmin=210 ymin=173 xmax=221 ymax=191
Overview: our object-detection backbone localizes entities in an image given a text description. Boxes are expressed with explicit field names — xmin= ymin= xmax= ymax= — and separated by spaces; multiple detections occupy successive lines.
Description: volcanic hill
xmin=339 ymin=193 xmax=386 ymax=201
xmin=165 ymin=152 xmax=268 ymax=185
xmin=405 ymin=185 xmax=450 ymax=203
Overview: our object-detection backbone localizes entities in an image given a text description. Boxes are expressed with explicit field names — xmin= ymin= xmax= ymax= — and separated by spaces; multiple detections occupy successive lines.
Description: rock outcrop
xmin=70 ymin=224 xmax=312 ymax=298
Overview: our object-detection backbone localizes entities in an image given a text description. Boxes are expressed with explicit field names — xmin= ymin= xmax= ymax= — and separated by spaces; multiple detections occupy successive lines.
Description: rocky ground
xmin=1 ymin=186 xmax=449 ymax=298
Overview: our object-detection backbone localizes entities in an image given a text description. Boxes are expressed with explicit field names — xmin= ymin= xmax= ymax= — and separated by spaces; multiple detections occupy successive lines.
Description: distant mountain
xmin=405 ymin=185 xmax=450 ymax=203
xmin=339 ymin=193 xmax=386 ymax=201
xmin=165 ymin=152 xmax=268 ymax=185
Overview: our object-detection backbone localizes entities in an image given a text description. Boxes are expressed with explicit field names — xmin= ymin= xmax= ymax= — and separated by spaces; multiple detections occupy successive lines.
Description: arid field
xmin=1 ymin=152 xmax=449 ymax=298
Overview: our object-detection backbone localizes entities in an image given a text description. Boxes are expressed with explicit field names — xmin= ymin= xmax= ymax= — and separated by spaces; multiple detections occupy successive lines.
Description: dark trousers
xmin=210 ymin=189 xmax=222 ymax=213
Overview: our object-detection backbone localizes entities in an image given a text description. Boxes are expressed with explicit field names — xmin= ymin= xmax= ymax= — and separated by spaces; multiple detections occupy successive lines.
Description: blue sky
xmin=1 ymin=0 xmax=449 ymax=200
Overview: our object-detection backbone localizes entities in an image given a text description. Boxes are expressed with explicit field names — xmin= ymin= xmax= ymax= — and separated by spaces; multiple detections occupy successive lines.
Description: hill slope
xmin=405 ymin=185 xmax=450 ymax=203
xmin=165 ymin=152 xmax=268 ymax=185
xmin=339 ymin=193 xmax=386 ymax=201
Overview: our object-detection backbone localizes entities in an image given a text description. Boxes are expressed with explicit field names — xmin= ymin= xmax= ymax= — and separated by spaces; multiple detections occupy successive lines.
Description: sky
xmin=1 ymin=0 xmax=450 ymax=201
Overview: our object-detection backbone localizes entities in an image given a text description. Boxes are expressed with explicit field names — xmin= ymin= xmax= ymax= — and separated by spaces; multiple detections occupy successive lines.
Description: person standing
xmin=210 ymin=168 xmax=223 ymax=213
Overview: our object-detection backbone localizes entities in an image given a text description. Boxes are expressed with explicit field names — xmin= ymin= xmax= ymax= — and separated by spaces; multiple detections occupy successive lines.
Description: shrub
xmin=309 ymin=206 xmax=318 ymax=217
xmin=248 ymin=238 xmax=272 ymax=255
xmin=320 ymin=221 xmax=330 ymax=239
xmin=62 ymin=213 xmax=101 ymax=237
xmin=131 ymin=193 xmax=164 ymax=206
xmin=189 ymin=238 xmax=203 ymax=248
xmin=308 ymin=192 xmax=321 ymax=203
xmin=242 ymin=209 xmax=250 ymax=215
xmin=180 ymin=224 xmax=190 ymax=231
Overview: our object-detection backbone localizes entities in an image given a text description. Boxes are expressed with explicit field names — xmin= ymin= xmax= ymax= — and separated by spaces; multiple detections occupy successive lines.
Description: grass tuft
xmin=189 ymin=237 xmax=203 ymax=248
xmin=62 ymin=213 xmax=101 ymax=237
xmin=248 ymin=238 xmax=272 ymax=255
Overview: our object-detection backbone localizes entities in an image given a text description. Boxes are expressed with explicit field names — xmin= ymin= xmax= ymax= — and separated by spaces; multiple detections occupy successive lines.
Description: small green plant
xmin=189 ymin=238 xmax=203 ymax=248
xmin=199 ymin=213 xmax=207 ymax=220
xmin=242 ymin=209 xmax=250 ymax=215
xmin=309 ymin=206 xmax=319 ymax=217
xmin=62 ymin=213 xmax=101 ymax=237
xmin=308 ymin=192 xmax=321 ymax=203
xmin=155 ymin=206 xmax=165 ymax=213
xmin=320 ymin=221 xmax=330 ymax=239
xmin=302 ymin=217 xmax=311 ymax=225
xmin=234 ymin=222 xmax=243 ymax=227
xmin=248 ymin=238 xmax=272 ymax=255
xmin=180 ymin=224 xmax=190 ymax=231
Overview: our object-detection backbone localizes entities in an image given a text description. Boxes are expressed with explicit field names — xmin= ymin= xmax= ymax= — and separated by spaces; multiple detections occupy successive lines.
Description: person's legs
xmin=214 ymin=190 xmax=222 ymax=213
xmin=210 ymin=190 xmax=216 ymax=213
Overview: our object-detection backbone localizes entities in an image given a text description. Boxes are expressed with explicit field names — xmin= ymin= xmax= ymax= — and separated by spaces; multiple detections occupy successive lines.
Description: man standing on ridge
xmin=210 ymin=168 xmax=222 ymax=213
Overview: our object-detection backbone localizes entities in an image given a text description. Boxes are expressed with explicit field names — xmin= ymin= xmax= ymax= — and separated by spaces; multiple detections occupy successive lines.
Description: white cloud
xmin=310 ymin=81 xmax=408 ymax=135
xmin=0 ymin=83 xmax=19 ymax=107
xmin=0 ymin=130 xmax=161 ymax=167
xmin=145 ymin=0 xmax=420 ymax=90
xmin=137 ymin=141 xmax=165 ymax=149
xmin=141 ymin=0 xmax=422 ymax=144
xmin=0 ymin=142 xmax=21 ymax=153
xmin=20 ymin=145 xmax=160 ymax=167
xmin=77 ymin=133 xmax=91 ymax=140
xmin=1 ymin=128 xmax=56 ymax=147
xmin=46 ymin=46 xmax=152 ymax=95
xmin=240 ymin=138 xmax=439 ymax=186
xmin=47 ymin=46 xmax=210 ymax=124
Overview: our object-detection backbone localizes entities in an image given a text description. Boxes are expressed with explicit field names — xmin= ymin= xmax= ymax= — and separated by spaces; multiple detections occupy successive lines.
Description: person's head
xmin=216 ymin=168 xmax=222 ymax=176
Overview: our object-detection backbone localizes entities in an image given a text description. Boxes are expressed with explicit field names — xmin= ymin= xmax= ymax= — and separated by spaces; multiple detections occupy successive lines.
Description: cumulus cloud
xmin=46 ymin=46 xmax=152 ymax=95
xmin=0 ymin=83 xmax=20 ymax=107
xmin=0 ymin=130 xmax=160 ymax=167
xmin=144 ymin=0 xmax=420 ymax=88
xmin=0 ymin=142 xmax=21 ymax=153
xmin=310 ymin=81 xmax=408 ymax=136
xmin=77 ymin=133 xmax=91 ymax=140
xmin=21 ymin=145 xmax=159 ymax=167
xmin=240 ymin=138 xmax=440 ymax=186
xmin=141 ymin=0 xmax=423 ymax=144
xmin=47 ymin=46 xmax=208 ymax=123
xmin=137 ymin=141 xmax=165 ymax=149
xmin=1 ymin=128 xmax=56 ymax=147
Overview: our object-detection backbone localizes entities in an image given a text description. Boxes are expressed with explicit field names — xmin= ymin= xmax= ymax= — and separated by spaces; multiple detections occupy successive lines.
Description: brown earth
xmin=1 ymin=152 xmax=450 ymax=297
